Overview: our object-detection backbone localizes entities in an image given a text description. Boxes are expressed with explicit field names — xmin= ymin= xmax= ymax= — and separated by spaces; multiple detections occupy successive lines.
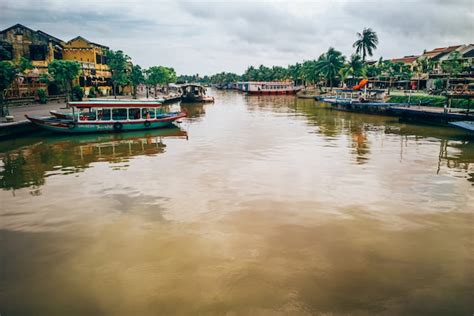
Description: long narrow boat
xmin=26 ymin=100 xmax=186 ymax=134
xmin=49 ymin=99 xmax=164 ymax=120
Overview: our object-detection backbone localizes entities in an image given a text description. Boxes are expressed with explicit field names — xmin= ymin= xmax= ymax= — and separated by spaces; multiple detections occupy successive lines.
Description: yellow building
xmin=62 ymin=36 xmax=112 ymax=96
xmin=0 ymin=24 xmax=63 ymax=97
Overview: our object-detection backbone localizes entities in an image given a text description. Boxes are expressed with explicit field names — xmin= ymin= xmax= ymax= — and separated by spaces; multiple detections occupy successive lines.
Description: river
xmin=0 ymin=90 xmax=473 ymax=315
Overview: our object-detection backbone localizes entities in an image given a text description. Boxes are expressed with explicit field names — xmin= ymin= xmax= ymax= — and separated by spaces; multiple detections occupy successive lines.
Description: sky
xmin=1 ymin=0 xmax=473 ymax=75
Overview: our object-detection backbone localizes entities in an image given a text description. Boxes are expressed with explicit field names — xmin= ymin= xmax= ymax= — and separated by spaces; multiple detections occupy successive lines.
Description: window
xmin=128 ymin=108 xmax=141 ymax=120
xmin=142 ymin=108 xmax=155 ymax=119
xmin=112 ymin=108 xmax=127 ymax=120
xmin=97 ymin=108 xmax=111 ymax=121
xmin=29 ymin=45 xmax=47 ymax=60
xmin=78 ymin=108 xmax=97 ymax=121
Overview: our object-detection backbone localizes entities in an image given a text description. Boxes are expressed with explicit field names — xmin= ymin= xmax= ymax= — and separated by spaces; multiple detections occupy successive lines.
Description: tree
xmin=48 ymin=60 xmax=80 ymax=101
xmin=0 ymin=58 xmax=33 ymax=116
xmin=353 ymin=28 xmax=379 ymax=61
xmin=340 ymin=54 xmax=364 ymax=86
xmin=106 ymin=50 xmax=130 ymax=98
xmin=441 ymin=51 xmax=463 ymax=90
xmin=129 ymin=64 xmax=145 ymax=98
xmin=145 ymin=66 xmax=176 ymax=97
xmin=0 ymin=61 xmax=17 ymax=116
xmin=314 ymin=47 xmax=345 ymax=87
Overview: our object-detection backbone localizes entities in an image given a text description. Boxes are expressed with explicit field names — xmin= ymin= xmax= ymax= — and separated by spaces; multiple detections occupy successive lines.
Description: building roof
xmin=0 ymin=24 xmax=64 ymax=44
xmin=422 ymin=45 xmax=462 ymax=60
xmin=66 ymin=36 xmax=109 ymax=49
xmin=0 ymin=23 xmax=36 ymax=34
xmin=390 ymin=55 xmax=419 ymax=64
xmin=36 ymin=30 xmax=64 ymax=44
xmin=463 ymin=48 xmax=474 ymax=58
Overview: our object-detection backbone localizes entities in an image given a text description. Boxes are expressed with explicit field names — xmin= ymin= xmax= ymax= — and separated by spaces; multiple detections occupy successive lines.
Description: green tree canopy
xmin=353 ymin=28 xmax=379 ymax=61
xmin=106 ymin=50 xmax=131 ymax=97
xmin=48 ymin=60 xmax=81 ymax=100
xmin=129 ymin=64 xmax=145 ymax=98
xmin=314 ymin=47 xmax=345 ymax=87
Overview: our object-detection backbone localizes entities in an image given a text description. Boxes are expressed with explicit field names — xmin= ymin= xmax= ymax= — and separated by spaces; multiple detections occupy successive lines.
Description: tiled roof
xmin=391 ymin=55 xmax=419 ymax=64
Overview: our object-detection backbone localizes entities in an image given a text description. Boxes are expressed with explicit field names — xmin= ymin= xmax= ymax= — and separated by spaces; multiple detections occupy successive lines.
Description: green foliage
xmin=441 ymin=51 xmax=463 ymax=77
xmin=0 ymin=46 xmax=11 ymax=60
xmin=17 ymin=57 xmax=33 ymax=73
xmin=146 ymin=66 xmax=176 ymax=86
xmin=314 ymin=47 xmax=345 ymax=87
xmin=37 ymin=88 xmax=47 ymax=104
xmin=433 ymin=79 xmax=444 ymax=90
xmin=0 ymin=61 xmax=17 ymax=97
xmin=88 ymin=86 xmax=97 ymax=98
xmin=106 ymin=50 xmax=131 ymax=95
xmin=129 ymin=65 xmax=145 ymax=86
xmin=210 ymin=72 xmax=240 ymax=84
xmin=48 ymin=60 xmax=81 ymax=99
xmin=128 ymin=64 xmax=145 ymax=98
xmin=388 ymin=95 xmax=469 ymax=108
xmin=353 ymin=28 xmax=378 ymax=61
xmin=38 ymin=73 xmax=52 ymax=84
xmin=71 ymin=85 xmax=84 ymax=101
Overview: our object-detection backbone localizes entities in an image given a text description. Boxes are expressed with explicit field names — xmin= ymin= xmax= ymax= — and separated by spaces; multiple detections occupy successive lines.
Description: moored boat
xmin=239 ymin=81 xmax=303 ymax=95
xmin=180 ymin=84 xmax=215 ymax=103
xmin=26 ymin=100 xmax=186 ymax=134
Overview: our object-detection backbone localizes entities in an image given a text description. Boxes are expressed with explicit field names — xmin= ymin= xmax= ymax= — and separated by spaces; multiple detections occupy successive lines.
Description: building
xmin=390 ymin=55 xmax=419 ymax=71
xmin=0 ymin=24 xmax=64 ymax=97
xmin=0 ymin=23 xmax=115 ymax=99
xmin=62 ymin=36 xmax=111 ymax=96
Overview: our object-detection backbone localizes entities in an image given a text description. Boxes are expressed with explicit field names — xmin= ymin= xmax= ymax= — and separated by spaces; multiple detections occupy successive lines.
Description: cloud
xmin=1 ymin=0 xmax=472 ymax=75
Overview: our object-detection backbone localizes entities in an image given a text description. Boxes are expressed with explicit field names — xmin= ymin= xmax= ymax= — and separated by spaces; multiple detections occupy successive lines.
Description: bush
xmin=388 ymin=95 xmax=469 ymax=108
xmin=72 ymin=85 xmax=84 ymax=101
xmin=433 ymin=79 xmax=444 ymax=90
xmin=37 ymin=88 xmax=47 ymax=104
xmin=88 ymin=86 xmax=97 ymax=98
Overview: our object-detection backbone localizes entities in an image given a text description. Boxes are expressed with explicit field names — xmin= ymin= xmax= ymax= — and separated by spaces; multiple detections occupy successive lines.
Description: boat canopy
xmin=68 ymin=100 xmax=164 ymax=108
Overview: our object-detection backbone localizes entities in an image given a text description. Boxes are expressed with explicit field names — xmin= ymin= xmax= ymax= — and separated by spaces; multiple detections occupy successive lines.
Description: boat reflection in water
xmin=0 ymin=127 xmax=188 ymax=193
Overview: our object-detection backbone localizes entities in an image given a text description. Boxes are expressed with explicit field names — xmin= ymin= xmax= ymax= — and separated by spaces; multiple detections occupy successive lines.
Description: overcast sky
xmin=1 ymin=0 xmax=473 ymax=75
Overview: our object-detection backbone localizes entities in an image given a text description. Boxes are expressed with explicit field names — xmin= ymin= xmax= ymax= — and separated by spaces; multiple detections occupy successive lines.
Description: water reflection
xmin=0 ymin=128 xmax=187 ymax=192
xmin=243 ymin=95 xmax=474 ymax=179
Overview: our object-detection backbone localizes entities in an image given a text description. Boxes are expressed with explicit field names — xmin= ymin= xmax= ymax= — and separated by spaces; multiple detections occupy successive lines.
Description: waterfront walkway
xmin=0 ymin=101 xmax=68 ymax=124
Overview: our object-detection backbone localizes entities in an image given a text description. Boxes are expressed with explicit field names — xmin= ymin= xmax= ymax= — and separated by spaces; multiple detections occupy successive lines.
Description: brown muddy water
xmin=0 ymin=90 xmax=473 ymax=315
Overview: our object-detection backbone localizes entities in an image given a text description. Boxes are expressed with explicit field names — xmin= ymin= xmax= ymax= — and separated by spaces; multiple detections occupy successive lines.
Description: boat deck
xmin=449 ymin=121 xmax=474 ymax=133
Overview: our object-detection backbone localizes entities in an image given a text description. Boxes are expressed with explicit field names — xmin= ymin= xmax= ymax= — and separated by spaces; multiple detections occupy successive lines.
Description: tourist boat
xmin=49 ymin=99 xmax=164 ymax=120
xmin=240 ymin=81 xmax=303 ymax=95
xmin=180 ymin=84 xmax=215 ymax=103
xmin=26 ymin=100 xmax=186 ymax=134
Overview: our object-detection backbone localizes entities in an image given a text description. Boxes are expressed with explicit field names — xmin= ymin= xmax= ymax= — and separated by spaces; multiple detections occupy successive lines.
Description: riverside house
xmin=0 ymin=24 xmax=63 ymax=98
xmin=0 ymin=23 xmax=114 ymax=99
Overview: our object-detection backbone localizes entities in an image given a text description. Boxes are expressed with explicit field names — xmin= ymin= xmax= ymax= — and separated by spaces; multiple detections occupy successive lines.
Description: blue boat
xmin=26 ymin=100 xmax=186 ymax=134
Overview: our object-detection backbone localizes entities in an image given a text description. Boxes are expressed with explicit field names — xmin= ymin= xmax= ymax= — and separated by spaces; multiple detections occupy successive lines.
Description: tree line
xmin=179 ymin=28 xmax=466 ymax=90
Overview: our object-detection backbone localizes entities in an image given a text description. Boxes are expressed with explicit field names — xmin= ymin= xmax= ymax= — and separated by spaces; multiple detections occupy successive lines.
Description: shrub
xmin=388 ymin=95 xmax=469 ymax=108
xmin=72 ymin=85 xmax=84 ymax=101
xmin=433 ymin=79 xmax=444 ymax=90
xmin=37 ymin=88 xmax=47 ymax=104
xmin=88 ymin=86 xmax=97 ymax=98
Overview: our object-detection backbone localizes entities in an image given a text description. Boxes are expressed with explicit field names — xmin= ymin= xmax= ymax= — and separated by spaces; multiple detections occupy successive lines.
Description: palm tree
xmin=314 ymin=47 xmax=345 ymax=87
xmin=353 ymin=28 xmax=379 ymax=61
xmin=340 ymin=54 xmax=364 ymax=87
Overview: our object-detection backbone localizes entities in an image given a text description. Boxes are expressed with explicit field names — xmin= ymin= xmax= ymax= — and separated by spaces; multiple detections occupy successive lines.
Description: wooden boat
xmin=239 ymin=81 xmax=303 ymax=95
xmin=26 ymin=100 xmax=186 ymax=134
xmin=180 ymin=84 xmax=214 ymax=103
xmin=49 ymin=99 xmax=164 ymax=120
